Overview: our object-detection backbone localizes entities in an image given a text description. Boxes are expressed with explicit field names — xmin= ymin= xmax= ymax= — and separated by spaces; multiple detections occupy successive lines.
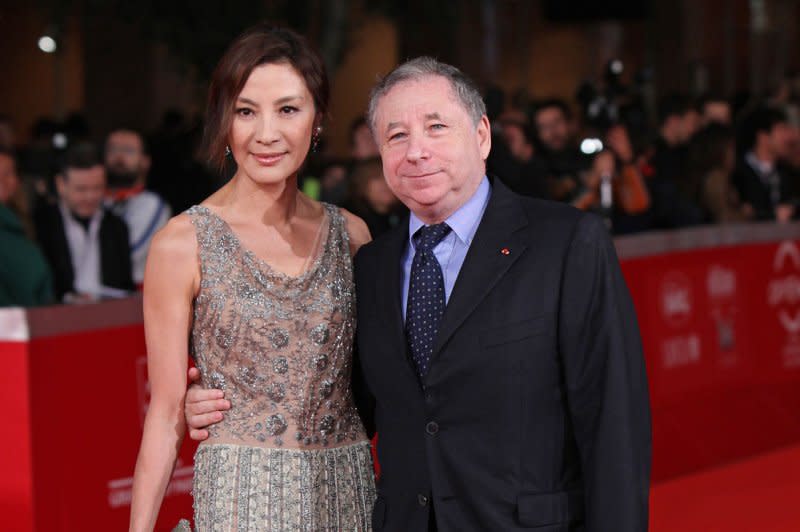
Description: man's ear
xmin=477 ymin=115 xmax=492 ymax=161
xmin=55 ymin=173 xmax=66 ymax=197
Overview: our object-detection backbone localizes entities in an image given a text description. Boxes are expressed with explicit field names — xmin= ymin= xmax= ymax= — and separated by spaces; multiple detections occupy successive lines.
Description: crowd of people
xmin=485 ymin=88 xmax=800 ymax=233
xmin=1 ymin=68 xmax=799 ymax=308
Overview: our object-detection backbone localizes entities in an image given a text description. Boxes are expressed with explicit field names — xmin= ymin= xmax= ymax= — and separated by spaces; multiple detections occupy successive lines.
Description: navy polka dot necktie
xmin=406 ymin=223 xmax=452 ymax=381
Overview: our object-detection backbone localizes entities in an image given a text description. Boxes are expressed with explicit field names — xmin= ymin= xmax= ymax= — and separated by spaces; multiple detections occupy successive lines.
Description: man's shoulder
xmin=496 ymin=184 xmax=612 ymax=254
xmin=354 ymin=223 xmax=405 ymax=266
xmin=494 ymin=182 xmax=585 ymax=232
xmin=135 ymin=189 xmax=167 ymax=204
xmin=127 ymin=190 xmax=169 ymax=212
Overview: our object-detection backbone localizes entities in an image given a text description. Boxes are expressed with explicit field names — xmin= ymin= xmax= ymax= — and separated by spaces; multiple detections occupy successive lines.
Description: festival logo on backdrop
xmin=768 ymin=241 xmax=800 ymax=367
xmin=707 ymin=264 xmax=739 ymax=367
xmin=660 ymin=271 xmax=693 ymax=327
xmin=659 ymin=271 xmax=700 ymax=368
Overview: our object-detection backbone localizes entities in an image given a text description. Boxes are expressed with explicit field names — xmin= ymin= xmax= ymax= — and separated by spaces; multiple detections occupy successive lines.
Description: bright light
xmin=38 ymin=36 xmax=57 ymax=53
xmin=610 ymin=59 xmax=624 ymax=75
xmin=580 ymin=138 xmax=604 ymax=155
xmin=52 ymin=133 xmax=68 ymax=149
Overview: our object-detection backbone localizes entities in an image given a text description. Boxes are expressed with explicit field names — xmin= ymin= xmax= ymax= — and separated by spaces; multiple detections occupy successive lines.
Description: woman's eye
xmin=236 ymin=108 xmax=254 ymax=117
xmin=280 ymin=106 xmax=299 ymax=114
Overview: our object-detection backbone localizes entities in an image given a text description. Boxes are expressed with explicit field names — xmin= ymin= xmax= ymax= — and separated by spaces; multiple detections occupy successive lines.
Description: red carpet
xmin=650 ymin=444 xmax=800 ymax=531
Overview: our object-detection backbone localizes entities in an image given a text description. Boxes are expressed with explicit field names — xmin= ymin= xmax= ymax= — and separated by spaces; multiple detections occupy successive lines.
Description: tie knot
xmin=413 ymin=223 xmax=451 ymax=252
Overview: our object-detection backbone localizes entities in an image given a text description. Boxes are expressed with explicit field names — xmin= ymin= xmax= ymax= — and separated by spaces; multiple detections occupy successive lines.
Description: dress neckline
xmin=194 ymin=204 xmax=333 ymax=282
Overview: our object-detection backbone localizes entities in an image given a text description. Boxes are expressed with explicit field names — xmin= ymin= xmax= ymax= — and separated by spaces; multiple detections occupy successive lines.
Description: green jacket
xmin=0 ymin=204 xmax=54 ymax=307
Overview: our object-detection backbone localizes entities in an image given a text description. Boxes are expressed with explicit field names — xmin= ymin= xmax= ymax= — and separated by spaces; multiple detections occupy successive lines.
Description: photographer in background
xmin=532 ymin=98 xmax=592 ymax=202
xmin=646 ymin=93 xmax=705 ymax=229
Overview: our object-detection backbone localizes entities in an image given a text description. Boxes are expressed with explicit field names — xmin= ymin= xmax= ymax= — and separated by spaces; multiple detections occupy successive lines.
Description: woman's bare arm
xmin=129 ymin=215 xmax=199 ymax=532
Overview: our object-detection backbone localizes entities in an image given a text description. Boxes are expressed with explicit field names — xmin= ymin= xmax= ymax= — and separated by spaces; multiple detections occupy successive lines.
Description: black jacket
xmin=35 ymin=204 xmax=134 ymax=300
xmin=353 ymin=179 xmax=651 ymax=531
xmin=731 ymin=159 xmax=793 ymax=221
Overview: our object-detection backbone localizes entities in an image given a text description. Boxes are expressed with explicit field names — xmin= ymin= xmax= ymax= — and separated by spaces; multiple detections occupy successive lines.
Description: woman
xmin=130 ymin=25 xmax=375 ymax=531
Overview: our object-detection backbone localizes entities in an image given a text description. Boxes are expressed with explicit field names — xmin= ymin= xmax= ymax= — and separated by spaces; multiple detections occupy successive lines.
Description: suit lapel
xmin=431 ymin=180 xmax=529 ymax=360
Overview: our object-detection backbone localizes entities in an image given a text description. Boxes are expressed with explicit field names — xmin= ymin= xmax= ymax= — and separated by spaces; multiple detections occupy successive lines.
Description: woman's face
xmin=229 ymin=62 xmax=317 ymax=185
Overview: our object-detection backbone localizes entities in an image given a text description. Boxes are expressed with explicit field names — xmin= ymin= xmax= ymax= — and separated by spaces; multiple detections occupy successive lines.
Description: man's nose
xmin=405 ymin=133 xmax=429 ymax=162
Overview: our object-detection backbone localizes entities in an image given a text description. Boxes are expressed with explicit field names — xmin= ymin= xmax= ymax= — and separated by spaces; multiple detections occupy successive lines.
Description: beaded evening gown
xmin=183 ymin=204 xmax=375 ymax=531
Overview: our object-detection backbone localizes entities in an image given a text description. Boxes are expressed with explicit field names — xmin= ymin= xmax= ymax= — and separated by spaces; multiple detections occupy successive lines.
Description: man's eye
xmin=388 ymin=132 xmax=407 ymax=141
xmin=430 ymin=123 xmax=446 ymax=130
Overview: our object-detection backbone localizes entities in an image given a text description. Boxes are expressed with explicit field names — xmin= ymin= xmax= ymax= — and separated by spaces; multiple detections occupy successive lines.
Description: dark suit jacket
xmin=353 ymin=179 xmax=651 ymax=531
xmin=35 ymin=204 xmax=134 ymax=300
xmin=731 ymin=160 xmax=792 ymax=221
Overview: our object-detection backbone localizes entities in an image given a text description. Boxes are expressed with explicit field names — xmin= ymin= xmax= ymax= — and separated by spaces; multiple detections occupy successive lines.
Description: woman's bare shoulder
xmin=150 ymin=212 xmax=198 ymax=260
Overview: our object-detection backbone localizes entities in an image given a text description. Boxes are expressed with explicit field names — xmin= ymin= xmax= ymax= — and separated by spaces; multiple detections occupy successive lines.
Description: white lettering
xmin=768 ymin=275 xmax=800 ymax=306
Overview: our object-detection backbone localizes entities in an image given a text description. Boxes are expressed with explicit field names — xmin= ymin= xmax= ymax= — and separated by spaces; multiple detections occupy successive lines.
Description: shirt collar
xmin=745 ymin=151 xmax=775 ymax=176
xmin=408 ymin=176 xmax=491 ymax=248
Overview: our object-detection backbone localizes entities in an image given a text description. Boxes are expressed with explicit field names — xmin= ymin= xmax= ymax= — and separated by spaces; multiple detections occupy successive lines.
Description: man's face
xmin=105 ymin=130 xmax=150 ymax=188
xmin=0 ymin=154 xmax=19 ymax=204
xmin=767 ymin=122 xmax=793 ymax=159
xmin=534 ymin=107 xmax=570 ymax=153
xmin=57 ymin=165 xmax=106 ymax=218
xmin=373 ymin=75 xmax=491 ymax=224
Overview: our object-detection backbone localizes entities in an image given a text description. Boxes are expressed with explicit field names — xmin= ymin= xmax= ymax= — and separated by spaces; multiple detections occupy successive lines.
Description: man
xmin=0 ymin=149 xmax=53 ymax=306
xmin=531 ymin=99 xmax=592 ymax=203
xmin=732 ymin=105 xmax=796 ymax=221
xmin=35 ymin=143 xmax=134 ymax=302
xmin=105 ymin=128 xmax=170 ymax=285
xmin=185 ymin=58 xmax=651 ymax=530
xmin=646 ymin=93 xmax=705 ymax=229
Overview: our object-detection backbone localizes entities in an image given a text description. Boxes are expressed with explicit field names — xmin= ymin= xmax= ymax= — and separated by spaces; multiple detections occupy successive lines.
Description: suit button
xmin=418 ymin=494 xmax=429 ymax=506
xmin=424 ymin=392 xmax=434 ymax=404
xmin=426 ymin=421 xmax=439 ymax=435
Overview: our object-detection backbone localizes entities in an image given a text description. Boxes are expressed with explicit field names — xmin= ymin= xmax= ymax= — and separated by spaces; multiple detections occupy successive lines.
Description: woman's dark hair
xmin=202 ymin=25 xmax=329 ymax=173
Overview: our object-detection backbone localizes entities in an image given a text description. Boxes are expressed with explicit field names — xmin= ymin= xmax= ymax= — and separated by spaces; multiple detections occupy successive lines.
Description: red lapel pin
xmin=500 ymin=247 xmax=511 ymax=256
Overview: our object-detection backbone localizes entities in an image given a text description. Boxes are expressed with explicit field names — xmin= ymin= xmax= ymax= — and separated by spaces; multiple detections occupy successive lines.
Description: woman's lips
xmin=251 ymin=152 xmax=287 ymax=165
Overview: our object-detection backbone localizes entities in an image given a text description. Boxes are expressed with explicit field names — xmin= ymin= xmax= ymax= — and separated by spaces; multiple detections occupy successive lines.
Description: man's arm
xmin=184 ymin=367 xmax=230 ymax=441
xmin=558 ymin=213 xmax=652 ymax=531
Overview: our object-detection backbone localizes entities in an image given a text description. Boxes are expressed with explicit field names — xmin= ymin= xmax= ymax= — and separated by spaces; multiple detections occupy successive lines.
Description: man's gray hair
xmin=367 ymin=57 xmax=487 ymax=136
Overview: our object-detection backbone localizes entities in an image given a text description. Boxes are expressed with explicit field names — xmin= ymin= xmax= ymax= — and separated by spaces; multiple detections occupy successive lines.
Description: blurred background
xmin=2 ymin=1 xmax=800 ymax=531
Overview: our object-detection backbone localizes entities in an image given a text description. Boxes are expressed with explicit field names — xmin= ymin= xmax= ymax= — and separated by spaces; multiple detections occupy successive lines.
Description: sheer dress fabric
xmin=183 ymin=204 xmax=375 ymax=531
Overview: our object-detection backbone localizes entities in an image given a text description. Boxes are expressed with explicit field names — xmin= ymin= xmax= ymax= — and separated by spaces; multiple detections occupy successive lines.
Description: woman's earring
xmin=311 ymin=127 xmax=322 ymax=153
xmin=225 ymin=145 xmax=231 ymax=157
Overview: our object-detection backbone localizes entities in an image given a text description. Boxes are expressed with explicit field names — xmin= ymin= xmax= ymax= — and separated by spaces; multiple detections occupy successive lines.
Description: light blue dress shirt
xmin=401 ymin=176 xmax=492 ymax=322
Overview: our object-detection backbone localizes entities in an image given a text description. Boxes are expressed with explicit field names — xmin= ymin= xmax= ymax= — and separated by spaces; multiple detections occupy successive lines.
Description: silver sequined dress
xmin=186 ymin=204 xmax=375 ymax=531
